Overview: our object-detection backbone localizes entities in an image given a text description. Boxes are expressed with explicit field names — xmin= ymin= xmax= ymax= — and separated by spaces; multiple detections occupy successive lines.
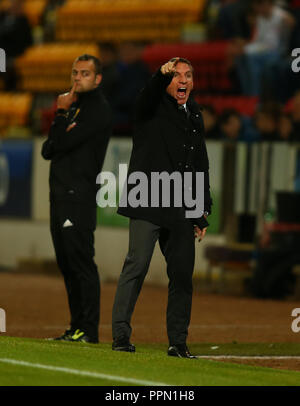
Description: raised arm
xmin=136 ymin=58 xmax=180 ymax=121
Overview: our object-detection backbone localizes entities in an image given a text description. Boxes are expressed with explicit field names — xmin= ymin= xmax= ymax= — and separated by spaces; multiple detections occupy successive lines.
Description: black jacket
xmin=42 ymin=86 xmax=112 ymax=206
xmin=117 ymin=69 xmax=212 ymax=229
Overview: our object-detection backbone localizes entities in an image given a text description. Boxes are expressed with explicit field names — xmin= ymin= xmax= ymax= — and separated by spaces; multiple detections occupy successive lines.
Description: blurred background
xmin=0 ymin=0 xmax=300 ymax=301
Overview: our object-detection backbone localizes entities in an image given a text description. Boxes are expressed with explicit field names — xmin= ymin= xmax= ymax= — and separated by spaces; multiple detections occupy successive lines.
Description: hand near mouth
xmin=161 ymin=57 xmax=180 ymax=75
xmin=57 ymin=82 xmax=78 ymax=110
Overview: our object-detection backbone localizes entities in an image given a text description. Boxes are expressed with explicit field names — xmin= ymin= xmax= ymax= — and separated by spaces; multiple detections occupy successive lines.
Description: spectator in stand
xmin=219 ymin=108 xmax=258 ymax=142
xmin=278 ymin=112 xmax=294 ymax=141
xmin=111 ymin=42 xmax=151 ymax=135
xmin=260 ymin=1 xmax=300 ymax=103
xmin=98 ymin=42 xmax=120 ymax=108
xmin=254 ymin=102 xmax=281 ymax=141
xmin=212 ymin=0 xmax=258 ymax=93
xmin=0 ymin=0 xmax=33 ymax=90
xmin=234 ymin=0 xmax=295 ymax=97
xmin=42 ymin=0 xmax=66 ymax=41
xmin=262 ymin=52 xmax=300 ymax=104
xmin=201 ymin=104 xmax=260 ymax=143
xmin=201 ymin=104 xmax=221 ymax=139
xmin=218 ymin=108 xmax=243 ymax=141
xmin=215 ymin=0 xmax=256 ymax=40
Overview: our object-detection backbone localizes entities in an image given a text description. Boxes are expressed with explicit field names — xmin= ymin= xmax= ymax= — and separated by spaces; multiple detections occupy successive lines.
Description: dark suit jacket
xmin=118 ymin=69 xmax=212 ymax=229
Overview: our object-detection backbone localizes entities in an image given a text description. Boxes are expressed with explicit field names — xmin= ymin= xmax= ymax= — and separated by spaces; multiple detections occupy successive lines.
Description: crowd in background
xmin=1 ymin=0 xmax=300 ymax=142
xmin=202 ymin=0 xmax=300 ymax=143
xmin=201 ymin=96 xmax=300 ymax=143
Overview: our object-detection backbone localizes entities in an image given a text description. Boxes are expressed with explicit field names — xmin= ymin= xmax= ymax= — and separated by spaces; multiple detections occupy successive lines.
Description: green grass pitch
xmin=0 ymin=336 xmax=300 ymax=386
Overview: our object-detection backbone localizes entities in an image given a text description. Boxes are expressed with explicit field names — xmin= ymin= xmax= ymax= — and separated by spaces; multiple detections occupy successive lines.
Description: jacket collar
xmin=163 ymin=92 xmax=199 ymax=115
xmin=77 ymin=85 xmax=101 ymax=102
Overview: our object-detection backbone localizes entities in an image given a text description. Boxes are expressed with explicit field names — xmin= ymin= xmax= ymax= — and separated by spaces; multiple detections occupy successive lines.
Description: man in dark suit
xmin=42 ymin=54 xmax=112 ymax=343
xmin=112 ymin=57 xmax=212 ymax=358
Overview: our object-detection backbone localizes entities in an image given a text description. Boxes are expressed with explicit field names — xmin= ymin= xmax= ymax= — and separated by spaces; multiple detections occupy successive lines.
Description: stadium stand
xmin=142 ymin=41 xmax=232 ymax=93
xmin=15 ymin=43 xmax=100 ymax=92
xmin=55 ymin=0 xmax=206 ymax=42
xmin=1 ymin=0 xmax=300 ymax=138
xmin=1 ymin=0 xmax=47 ymax=26
xmin=23 ymin=0 xmax=47 ymax=26
xmin=0 ymin=92 xmax=33 ymax=136
xmin=195 ymin=95 xmax=258 ymax=116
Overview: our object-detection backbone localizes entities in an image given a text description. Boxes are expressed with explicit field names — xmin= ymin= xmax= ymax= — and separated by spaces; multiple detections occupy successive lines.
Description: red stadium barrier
xmin=142 ymin=41 xmax=233 ymax=92
xmin=195 ymin=95 xmax=259 ymax=116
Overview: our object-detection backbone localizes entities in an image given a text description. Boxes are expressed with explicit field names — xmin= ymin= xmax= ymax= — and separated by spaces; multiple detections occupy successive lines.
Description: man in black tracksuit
xmin=112 ymin=58 xmax=212 ymax=358
xmin=42 ymin=54 xmax=112 ymax=343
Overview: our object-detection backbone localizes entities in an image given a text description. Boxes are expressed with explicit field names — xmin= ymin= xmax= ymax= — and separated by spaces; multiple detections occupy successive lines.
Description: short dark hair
xmin=255 ymin=102 xmax=281 ymax=121
xmin=200 ymin=104 xmax=216 ymax=115
xmin=169 ymin=57 xmax=194 ymax=73
xmin=219 ymin=108 xmax=241 ymax=125
xmin=74 ymin=54 xmax=103 ymax=75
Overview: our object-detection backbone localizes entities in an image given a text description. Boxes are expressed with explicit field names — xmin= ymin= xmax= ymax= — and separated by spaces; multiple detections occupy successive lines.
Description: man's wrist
xmin=56 ymin=108 xmax=68 ymax=118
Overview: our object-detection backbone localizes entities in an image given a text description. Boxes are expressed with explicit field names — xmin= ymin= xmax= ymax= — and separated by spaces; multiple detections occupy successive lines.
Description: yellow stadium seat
xmin=15 ymin=43 xmax=101 ymax=92
xmin=55 ymin=0 xmax=205 ymax=42
xmin=0 ymin=92 xmax=32 ymax=135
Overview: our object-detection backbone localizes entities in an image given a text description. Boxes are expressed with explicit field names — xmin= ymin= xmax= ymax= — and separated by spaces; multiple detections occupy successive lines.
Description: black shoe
xmin=70 ymin=329 xmax=98 ymax=343
xmin=168 ymin=344 xmax=197 ymax=359
xmin=112 ymin=336 xmax=135 ymax=352
xmin=48 ymin=329 xmax=74 ymax=341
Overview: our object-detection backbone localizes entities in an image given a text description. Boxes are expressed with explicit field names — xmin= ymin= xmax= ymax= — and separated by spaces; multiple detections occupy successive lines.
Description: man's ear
xmin=96 ymin=74 xmax=102 ymax=86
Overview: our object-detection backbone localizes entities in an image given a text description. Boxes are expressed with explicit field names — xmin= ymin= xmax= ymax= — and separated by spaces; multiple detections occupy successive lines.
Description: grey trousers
xmin=112 ymin=218 xmax=195 ymax=345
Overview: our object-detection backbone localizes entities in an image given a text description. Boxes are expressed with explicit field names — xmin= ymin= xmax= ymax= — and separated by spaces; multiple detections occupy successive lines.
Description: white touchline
xmin=0 ymin=358 xmax=170 ymax=386
xmin=197 ymin=356 xmax=300 ymax=360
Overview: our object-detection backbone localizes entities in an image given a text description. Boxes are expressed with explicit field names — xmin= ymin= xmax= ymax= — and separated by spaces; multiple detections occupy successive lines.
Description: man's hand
xmin=161 ymin=57 xmax=179 ymax=75
xmin=194 ymin=226 xmax=207 ymax=242
xmin=57 ymin=83 xmax=78 ymax=110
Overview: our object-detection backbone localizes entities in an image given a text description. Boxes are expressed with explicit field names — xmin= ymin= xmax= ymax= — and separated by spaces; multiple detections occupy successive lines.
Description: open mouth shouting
xmin=177 ymin=87 xmax=187 ymax=99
